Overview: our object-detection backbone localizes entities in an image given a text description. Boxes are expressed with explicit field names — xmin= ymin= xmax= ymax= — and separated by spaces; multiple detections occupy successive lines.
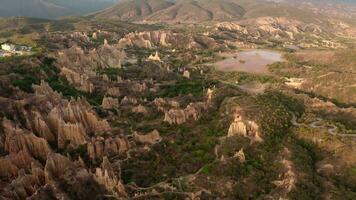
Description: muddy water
xmin=213 ymin=50 xmax=283 ymax=74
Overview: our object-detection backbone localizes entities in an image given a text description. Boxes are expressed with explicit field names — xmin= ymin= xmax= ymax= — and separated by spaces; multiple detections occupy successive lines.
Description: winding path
xmin=291 ymin=114 xmax=356 ymax=137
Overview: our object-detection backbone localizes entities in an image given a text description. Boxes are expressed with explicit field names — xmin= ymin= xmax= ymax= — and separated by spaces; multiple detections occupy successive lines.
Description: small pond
xmin=213 ymin=50 xmax=284 ymax=74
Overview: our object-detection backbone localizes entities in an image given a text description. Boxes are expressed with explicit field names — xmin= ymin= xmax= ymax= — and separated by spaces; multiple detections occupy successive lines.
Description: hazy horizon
xmin=0 ymin=0 xmax=120 ymax=19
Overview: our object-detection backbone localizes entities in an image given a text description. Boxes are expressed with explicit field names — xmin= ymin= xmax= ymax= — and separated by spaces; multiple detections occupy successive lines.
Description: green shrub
xmin=255 ymin=92 xmax=305 ymax=150
xmin=200 ymin=164 xmax=213 ymax=174
xmin=150 ymin=78 xmax=218 ymax=99
xmin=12 ymin=75 xmax=39 ymax=92
xmin=96 ymin=67 xmax=123 ymax=81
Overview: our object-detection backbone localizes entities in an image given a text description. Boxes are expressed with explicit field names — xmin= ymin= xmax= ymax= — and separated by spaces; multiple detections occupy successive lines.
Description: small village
xmin=0 ymin=43 xmax=32 ymax=58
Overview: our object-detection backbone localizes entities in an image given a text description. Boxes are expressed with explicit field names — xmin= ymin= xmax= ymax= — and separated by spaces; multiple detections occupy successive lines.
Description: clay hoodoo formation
xmin=162 ymin=89 xmax=213 ymax=125
xmin=228 ymin=112 xmax=263 ymax=142
xmin=87 ymin=136 xmax=130 ymax=161
xmin=163 ymin=102 xmax=207 ymax=125
xmin=102 ymin=96 xmax=119 ymax=109
xmin=0 ymin=79 xmax=123 ymax=199
xmin=133 ymin=130 xmax=162 ymax=145
xmin=118 ymin=30 xmax=218 ymax=49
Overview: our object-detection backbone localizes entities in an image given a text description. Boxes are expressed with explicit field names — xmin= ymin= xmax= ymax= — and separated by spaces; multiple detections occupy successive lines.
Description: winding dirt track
xmin=291 ymin=114 xmax=356 ymax=137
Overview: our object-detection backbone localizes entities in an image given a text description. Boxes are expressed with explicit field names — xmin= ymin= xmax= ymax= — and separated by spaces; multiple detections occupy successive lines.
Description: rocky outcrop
xmin=272 ymin=159 xmax=296 ymax=192
xmin=1 ymin=152 xmax=125 ymax=199
xmin=214 ymin=17 xmax=342 ymax=48
xmin=1 ymin=162 xmax=45 ymax=200
xmin=33 ymin=80 xmax=62 ymax=99
xmin=0 ymin=78 xmax=125 ymax=198
xmin=132 ymin=104 xmax=149 ymax=115
xmin=118 ymin=30 xmax=217 ymax=49
xmin=28 ymin=110 xmax=56 ymax=142
xmin=154 ymin=98 xmax=180 ymax=112
xmin=44 ymin=153 xmax=107 ymax=199
xmin=60 ymin=67 xmax=94 ymax=93
xmin=233 ymin=148 xmax=245 ymax=163
xmin=133 ymin=130 xmax=162 ymax=145
xmin=183 ymin=70 xmax=190 ymax=79
xmin=227 ymin=113 xmax=263 ymax=142
xmin=284 ymin=77 xmax=305 ymax=89
xmin=56 ymin=44 xmax=126 ymax=93
xmin=106 ymin=87 xmax=121 ymax=97
xmin=0 ymin=149 xmax=37 ymax=179
xmin=27 ymin=82 xmax=112 ymax=149
xmin=70 ymin=32 xmax=90 ymax=43
xmin=48 ymin=97 xmax=111 ymax=134
xmin=121 ymin=96 xmax=138 ymax=105
xmin=215 ymin=17 xmax=320 ymax=40
xmin=2 ymin=119 xmax=52 ymax=160
xmin=57 ymin=44 xmax=126 ymax=70
xmin=97 ymin=44 xmax=126 ymax=68
xmin=87 ymin=136 xmax=130 ymax=161
xmin=131 ymin=82 xmax=148 ymax=93
xmin=228 ymin=115 xmax=247 ymax=137
xmin=148 ymin=51 xmax=161 ymax=62
xmin=164 ymin=109 xmax=187 ymax=125
xmin=102 ymin=96 xmax=119 ymax=109
xmin=94 ymin=157 xmax=127 ymax=197
xmin=206 ymin=88 xmax=214 ymax=104
xmin=164 ymin=102 xmax=206 ymax=125
xmin=270 ymin=148 xmax=296 ymax=199
xmin=118 ymin=31 xmax=170 ymax=49
xmin=157 ymin=88 xmax=213 ymax=125
xmin=57 ymin=119 xmax=87 ymax=149
xmin=44 ymin=153 xmax=73 ymax=182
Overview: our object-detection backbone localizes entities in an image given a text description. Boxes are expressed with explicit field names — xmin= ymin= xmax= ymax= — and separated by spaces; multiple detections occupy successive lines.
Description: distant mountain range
xmin=0 ymin=0 xmax=119 ymax=19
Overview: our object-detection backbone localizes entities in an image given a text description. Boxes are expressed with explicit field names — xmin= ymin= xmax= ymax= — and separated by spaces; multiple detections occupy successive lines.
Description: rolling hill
xmin=146 ymin=0 xmax=246 ymax=22
xmin=93 ymin=0 xmax=174 ymax=21
xmin=94 ymin=0 xmax=247 ymax=22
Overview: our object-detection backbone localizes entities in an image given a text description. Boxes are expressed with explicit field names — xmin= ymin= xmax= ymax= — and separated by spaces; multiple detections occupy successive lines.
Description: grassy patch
xmin=148 ymin=78 xmax=218 ymax=100
xmin=96 ymin=67 xmax=123 ymax=81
